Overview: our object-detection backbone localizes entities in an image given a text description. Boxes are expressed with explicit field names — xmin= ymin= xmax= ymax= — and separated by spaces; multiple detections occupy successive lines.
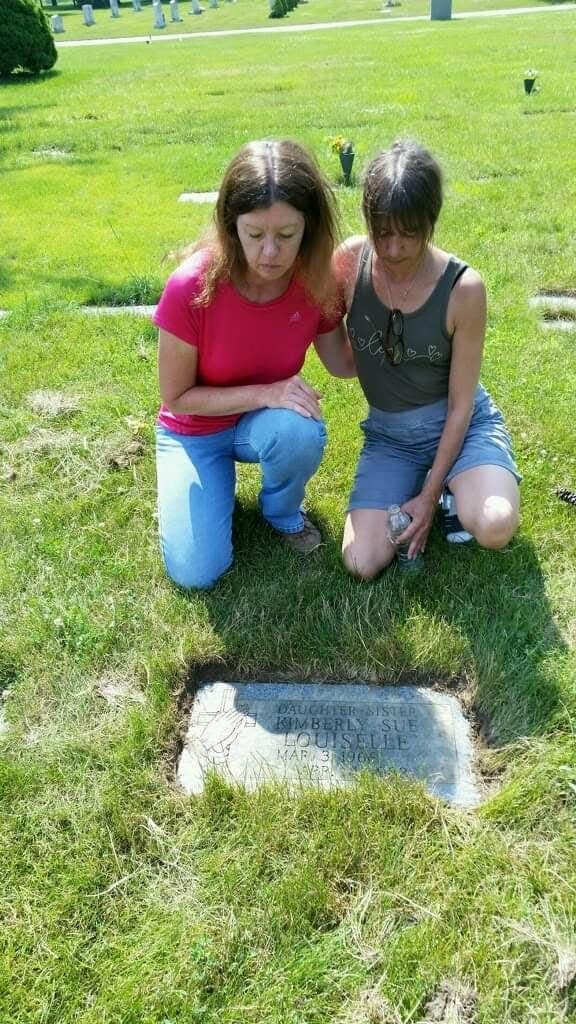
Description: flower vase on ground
xmin=339 ymin=148 xmax=355 ymax=186
xmin=523 ymin=69 xmax=538 ymax=95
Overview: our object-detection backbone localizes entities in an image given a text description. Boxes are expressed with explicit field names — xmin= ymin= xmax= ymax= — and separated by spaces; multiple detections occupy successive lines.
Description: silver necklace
xmin=382 ymin=248 xmax=427 ymax=310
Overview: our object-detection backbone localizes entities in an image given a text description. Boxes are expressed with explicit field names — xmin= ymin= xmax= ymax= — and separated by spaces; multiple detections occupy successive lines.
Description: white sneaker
xmin=439 ymin=489 xmax=473 ymax=544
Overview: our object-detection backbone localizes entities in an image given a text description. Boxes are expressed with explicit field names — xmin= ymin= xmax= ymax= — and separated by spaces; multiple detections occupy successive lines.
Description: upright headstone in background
xmin=82 ymin=3 xmax=95 ymax=24
xmin=170 ymin=0 xmax=182 ymax=19
xmin=209 ymin=0 xmax=218 ymax=7
xmin=109 ymin=0 xmax=120 ymax=16
xmin=153 ymin=1 xmax=166 ymax=25
xmin=50 ymin=13 xmax=64 ymax=31
xmin=191 ymin=0 xmax=203 ymax=12
xmin=430 ymin=0 xmax=451 ymax=18
xmin=132 ymin=0 xmax=142 ymax=10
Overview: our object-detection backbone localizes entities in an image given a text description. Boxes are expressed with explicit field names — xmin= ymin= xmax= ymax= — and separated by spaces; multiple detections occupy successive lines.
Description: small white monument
xmin=191 ymin=0 xmax=203 ymax=13
xmin=153 ymin=2 xmax=166 ymax=26
xmin=109 ymin=0 xmax=120 ymax=16
xmin=132 ymin=0 xmax=142 ymax=10
xmin=50 ymin=14 xmax=64 ymax=31
xmin=170 ymin=0 xmax=182 ymax=19
xmin=82 ymin=3 xmax=95 ymax=24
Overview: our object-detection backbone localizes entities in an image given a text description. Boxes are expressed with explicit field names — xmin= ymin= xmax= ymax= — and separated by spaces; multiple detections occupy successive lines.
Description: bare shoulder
xmin=334 ymin=235 xmax=366 ymax=274
xmin=333 ymin=235 xmax=367 ymax=306
xmin=451 ymin=263 xmax=486 ymax=318
xmin=453 ymin=264 xmax=485 ymax=298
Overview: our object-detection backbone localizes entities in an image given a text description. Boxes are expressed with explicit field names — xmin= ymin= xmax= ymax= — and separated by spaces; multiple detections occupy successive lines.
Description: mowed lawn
xmin=1 ymin=11 xmax=576 ymax=1024
xmin=47 ymin=0 xmax=574 ymax=43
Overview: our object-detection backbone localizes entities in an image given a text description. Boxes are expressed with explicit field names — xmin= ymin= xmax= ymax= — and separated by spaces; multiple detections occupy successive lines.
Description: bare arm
xmin=400 ymin=269 xmax=487 ymax=556
xmin=311 ymin=237 xmax=367 ymax=379
xmin=314 ymin=322 xmax=357 ymax=378
xmin=158 ymin=328 xmax=323 ymax=420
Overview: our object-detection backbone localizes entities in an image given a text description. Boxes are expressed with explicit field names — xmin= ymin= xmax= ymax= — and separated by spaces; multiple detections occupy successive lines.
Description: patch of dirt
xmin=32 ymin=147 xmax=72 ymax=159
xmin=537 ymin=288 xmax=576 ymax=298
xmin=419 ymin=980 xmax=477 ymax=1023
xmin=26 ymin=390 xmax=80 ymax=418
xmin=94 ymin=672 xmax=146 ymax=707
xmin=107 ymin=439 xmax=146 ymax=470
xmin=339 ymin=987 xmax=402 ymax=1023
xmin=552 ymin=947 xmax=576 ymax=996
xmin=14 ymin=428 xmax=80 ymax=453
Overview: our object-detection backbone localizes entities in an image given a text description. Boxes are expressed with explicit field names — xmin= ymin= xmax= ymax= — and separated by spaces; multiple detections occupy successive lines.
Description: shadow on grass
xmin=183 ymin=503 xmax=566 ymax=748
xmin=0 ymin=261 xmax=13 ymax=293
xmin=0 ymin=69 xmax=60 ymax=88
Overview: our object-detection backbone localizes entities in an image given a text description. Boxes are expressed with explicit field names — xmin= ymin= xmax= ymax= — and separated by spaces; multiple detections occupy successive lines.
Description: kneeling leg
xmin=448 ymin=465 xmax=520 ymax=549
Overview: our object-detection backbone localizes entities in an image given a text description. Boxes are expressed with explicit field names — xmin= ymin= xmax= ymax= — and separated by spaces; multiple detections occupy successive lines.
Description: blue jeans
xmin=156 ymin=409 xmax=327 ymax=590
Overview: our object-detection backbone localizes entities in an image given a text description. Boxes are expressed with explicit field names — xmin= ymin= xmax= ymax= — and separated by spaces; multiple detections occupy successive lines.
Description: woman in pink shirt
xmin=155 ymin=139 xmax=355 ymax=589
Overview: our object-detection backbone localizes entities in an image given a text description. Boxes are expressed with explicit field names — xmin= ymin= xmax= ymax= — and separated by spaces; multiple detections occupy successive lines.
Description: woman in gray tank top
xmin=333 ymin=140 xmax=520 ymax=579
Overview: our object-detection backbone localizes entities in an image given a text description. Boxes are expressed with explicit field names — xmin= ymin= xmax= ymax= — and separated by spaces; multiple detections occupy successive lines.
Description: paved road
xmin=56 ymin=2 xmax=576 ymax=47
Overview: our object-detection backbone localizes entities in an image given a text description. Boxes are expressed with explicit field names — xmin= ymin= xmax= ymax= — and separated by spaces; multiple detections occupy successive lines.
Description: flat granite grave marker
xmin=178 ymin=191 xmax=219 ymax=203
xmin=178 ymin=681 xmax=480 ymax=807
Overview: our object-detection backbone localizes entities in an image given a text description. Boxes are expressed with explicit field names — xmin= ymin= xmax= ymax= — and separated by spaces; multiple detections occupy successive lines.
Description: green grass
xmin=44 ymin=0 xmax=574 ymax=44
xmin=1 ymin=12 xmax=576 ymax=1023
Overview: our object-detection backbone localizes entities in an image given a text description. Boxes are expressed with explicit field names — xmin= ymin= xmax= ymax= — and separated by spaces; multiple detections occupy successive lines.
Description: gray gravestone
xmin=132 ymin=0 xmax=142 ymax=10
xmin=191 ymin=0 xmax=203 ymax=12
xmin=153 ymin=2 xmax=166 ymax=26
xmin=430 ymin=0 xmax=452 ymax=18
xmin=170 ymin=0 xmax=182 ymax=19
xmin=82 ymin=3 xmax=95 ymax=24
xmin=209 ymin=0 xmax=218 ymax=7
xmin=109 ymin=0 xmax=119 ymax=16
xmin=178 ymin=682 xmax=481 ymax=807
xmin=178 ymin=191 xmax=219 ymax=203
xmin=50 ymin=14 xmax=64 ymax=31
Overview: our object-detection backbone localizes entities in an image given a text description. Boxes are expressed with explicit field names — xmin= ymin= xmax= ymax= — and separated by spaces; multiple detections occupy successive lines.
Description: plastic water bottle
xmin=388 ymin=505 xmax=424 ymax=573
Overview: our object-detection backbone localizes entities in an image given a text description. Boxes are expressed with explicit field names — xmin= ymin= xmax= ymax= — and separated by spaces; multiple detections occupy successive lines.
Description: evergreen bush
xmin=0 ymin=0 xmax=58 ymax=77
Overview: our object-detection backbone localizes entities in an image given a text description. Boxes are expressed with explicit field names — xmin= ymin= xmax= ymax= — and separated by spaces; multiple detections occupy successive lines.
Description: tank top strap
xmin=435 ymin=255 xmax=469 ymax=306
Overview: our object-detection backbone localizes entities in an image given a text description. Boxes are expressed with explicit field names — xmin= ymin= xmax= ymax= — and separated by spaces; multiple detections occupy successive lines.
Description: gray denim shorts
xmin=348 ymin=385 xmax=521 ymax=511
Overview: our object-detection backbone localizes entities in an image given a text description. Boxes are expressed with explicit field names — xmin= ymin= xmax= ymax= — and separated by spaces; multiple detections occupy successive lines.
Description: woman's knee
xmin=262 ymin=412 xmax=327 ymax=471
xmin=342 ymin=542 xmax=394 ymax=580
xmin=162 ymin=551 xmax=232 ymax=591
xmin=465 ymin=496 xmax=519 ymax=549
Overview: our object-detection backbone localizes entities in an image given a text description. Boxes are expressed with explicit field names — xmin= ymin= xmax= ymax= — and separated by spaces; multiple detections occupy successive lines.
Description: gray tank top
xmin=347 ymin=242 xmax=468 ymax=412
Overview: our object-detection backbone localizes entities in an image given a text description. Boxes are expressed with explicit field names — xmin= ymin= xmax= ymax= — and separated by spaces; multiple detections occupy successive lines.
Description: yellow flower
xmin=328 ymin=135 xmax=354 ymax=155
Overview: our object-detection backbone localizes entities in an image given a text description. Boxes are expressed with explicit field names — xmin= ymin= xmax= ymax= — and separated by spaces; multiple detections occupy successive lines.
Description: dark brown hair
xmin=191 ymin=139 xmax=339 ymax=311
xmin=362 ymin=139 xmax=443 ymax=242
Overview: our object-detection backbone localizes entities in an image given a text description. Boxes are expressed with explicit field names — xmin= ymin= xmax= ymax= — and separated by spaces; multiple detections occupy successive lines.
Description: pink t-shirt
xmin=153 ymin=251 xmax=342 ymax=435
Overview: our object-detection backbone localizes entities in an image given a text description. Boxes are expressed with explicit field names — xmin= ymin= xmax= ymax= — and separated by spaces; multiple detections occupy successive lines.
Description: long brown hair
xmin=189 ymin=139 xmax=339 ymax=311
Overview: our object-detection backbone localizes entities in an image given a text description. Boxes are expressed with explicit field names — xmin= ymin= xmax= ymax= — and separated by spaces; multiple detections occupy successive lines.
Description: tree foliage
xmin=0 ymin=0 xmax=58 ymax=76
